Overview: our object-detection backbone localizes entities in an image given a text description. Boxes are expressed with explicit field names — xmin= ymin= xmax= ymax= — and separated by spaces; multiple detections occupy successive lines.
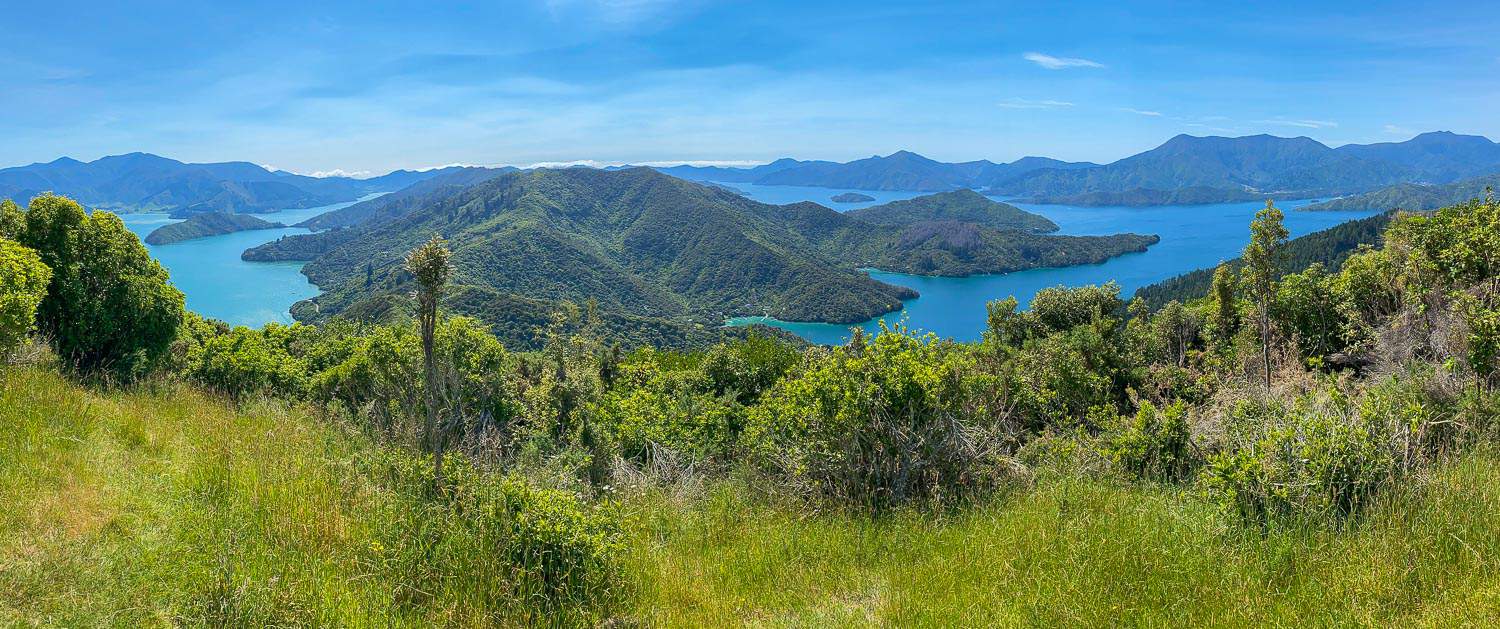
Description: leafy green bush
xmin=315 ymin=317 xmax=514 ymax=436
xmin=363 ymin=450 xmax=624 ymax=622
xmin=1200 ymin=376 xmax=1448 ymax=526
xmin=598 ymin=360 xmax=741 ymax=464
xmin=16 ymin=194 xmax=183 ymax=380
xmin=185 ymin=324 xmax=307 ymax=398
xmin=1106 ymin=401 xmax=1195 ymax=482
xmin=1273 ymin=263 xmax=1348 ymax=365
xmin=743 ymin=323 xmax=1006 ymax=508
xmin=0 ymin=238 xmax=50 ymax=361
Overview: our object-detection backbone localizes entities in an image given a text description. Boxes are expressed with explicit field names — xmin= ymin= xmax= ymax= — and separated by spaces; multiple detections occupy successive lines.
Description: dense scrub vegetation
xmin=4 ymin=190 xmax=1500 ymax=623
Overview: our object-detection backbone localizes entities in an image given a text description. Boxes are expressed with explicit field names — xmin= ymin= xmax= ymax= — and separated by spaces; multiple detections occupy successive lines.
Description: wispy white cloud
xmin=1383 ymin=124 xmax=1415 ymax=136
xmin=1122 ymin=108 xmax=1163 ymax=117
xmin=1256 ymin=117 xmax=1338 ymax=129
xmin=307 ymin=168 xmax=373 ymax=178
xmin=997 ymin=97 xmax=1075 ymax=109
xmin=1023 ymin=52 xmax=1104 ymax=70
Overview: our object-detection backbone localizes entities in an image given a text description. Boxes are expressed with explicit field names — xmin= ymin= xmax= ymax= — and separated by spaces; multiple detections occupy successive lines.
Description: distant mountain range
xmin=242 ymin=168 xmax=1156 ymax=347
xmin=650 ymin=151 xmax=1097 ymax=192
xmin=641 ymin=131 xmax=1500 ymax=207
xmin=0 ymin=152 xmax=467 ymax=215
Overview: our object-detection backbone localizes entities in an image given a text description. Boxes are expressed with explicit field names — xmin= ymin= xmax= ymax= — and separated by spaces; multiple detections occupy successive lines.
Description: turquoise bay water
xmin=119 ymin=199 xmax=370 ymax=328
xmin=726 ymin=192 xmax=1377 ymax=345
xmin=111 ymin=183 xmax=1373 ymax=344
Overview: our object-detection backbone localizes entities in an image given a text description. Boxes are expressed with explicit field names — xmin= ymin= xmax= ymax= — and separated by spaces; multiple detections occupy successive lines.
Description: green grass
xmin=4 ymin=364 xmax=1499 ymax=626
xmin=0 ymin=365 xmax=615 ymax=626
xmin=621 ymin=468 xmax=1500 ymax=626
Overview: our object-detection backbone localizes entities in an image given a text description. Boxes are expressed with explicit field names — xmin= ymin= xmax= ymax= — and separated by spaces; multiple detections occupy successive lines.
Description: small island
xmin=831 ymin=192 xmax=876 ymax=203
xmin=145 ymin=212 xmax=284 ymax=245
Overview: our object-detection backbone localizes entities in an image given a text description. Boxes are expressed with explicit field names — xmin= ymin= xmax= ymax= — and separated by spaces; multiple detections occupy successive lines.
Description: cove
xmin=119 ymin=197 xmax=376 ymax=328
xmin=726 ymin=191 xmax=1378 ymax=345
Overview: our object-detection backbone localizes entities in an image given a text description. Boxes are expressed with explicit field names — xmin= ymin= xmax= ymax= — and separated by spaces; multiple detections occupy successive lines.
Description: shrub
xmin=0 ymin=238 xmax=50 ymax=360
xmin=1274 ymin=263 xmax=1348 ymax=365
xmin=1106 ymin=401 xmax=1195 ymax=482
xmin=315 ymin=317 xmax=514 ymax=437
xmin=598 ymin=361 xmax=741 ymax=465
xmin=743 ymin=323 xmax=1007 ymax=508
xmin=365 ymin=450 xmax=623 ymax=622
xmin=1200 ymin=377 xmax=1447 ymax=527
xmin=17 ymin=194 xmax=183 ymax=380
xmin=185 ymin=325 xmax=307 ymax=398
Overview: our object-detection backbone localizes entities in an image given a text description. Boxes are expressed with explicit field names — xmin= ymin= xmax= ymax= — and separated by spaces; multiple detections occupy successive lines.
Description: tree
xmin=1208 ymin=262 xmax=1239 ymax=350
xmin=1242 ymin=200 xmax=1288 ymax=389
xmin=18 ymin=194 xmax=183 ymax=380
xmin=406 ymin=235 xmax=452 ymax=484
xmin=0 ymin=199 xmax=22 ymax=240
xmin=0 ymin=239 xmax=51 ymax=361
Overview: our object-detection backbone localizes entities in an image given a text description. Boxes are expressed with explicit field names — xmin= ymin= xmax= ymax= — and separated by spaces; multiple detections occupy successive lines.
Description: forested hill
xmin=258 ymin=168 xmax=1157 ymax=346
xmin=297 ymin=166 xmax=518 ymax=230
xmin=1303 ymin=173 xmax=1500 ymax=212
xmin=1010 ymin=186 xmax=1287 ymax=207
xmin=144 ymin=212 xmax=282 ymax=245
xmin=845 ymin=189 xmax=1058 ymax=232
xmin=1132 ymin=210 xmax=1395 ymax=310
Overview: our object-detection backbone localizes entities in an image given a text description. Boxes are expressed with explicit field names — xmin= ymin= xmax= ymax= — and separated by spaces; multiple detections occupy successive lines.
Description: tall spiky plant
xmin=406 ymin=235 xmax=452 ymax=485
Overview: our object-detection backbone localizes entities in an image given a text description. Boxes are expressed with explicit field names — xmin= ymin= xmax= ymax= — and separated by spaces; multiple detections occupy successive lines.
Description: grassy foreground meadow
xmin=5 ymin=363 xmax=1498 ymax=626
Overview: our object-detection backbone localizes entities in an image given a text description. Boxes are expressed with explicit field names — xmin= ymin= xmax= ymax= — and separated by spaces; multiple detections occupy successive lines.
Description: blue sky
xmin=3 ymin=0 xmax=1497 ymax=175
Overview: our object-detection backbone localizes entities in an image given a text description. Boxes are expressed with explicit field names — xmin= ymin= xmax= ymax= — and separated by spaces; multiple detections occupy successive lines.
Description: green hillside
xmin=259 ymin=168 xmax=1156 ymax=339
xmin=145 ymin=212 xmax=283 ymax=245
xmin=846 ymin=188 xmax=1059 ymax=232
xmin=1012 ymin=186 xmax=1286 ymax=207
xmin=1304 ymin=174 xmax=1500 ymax=212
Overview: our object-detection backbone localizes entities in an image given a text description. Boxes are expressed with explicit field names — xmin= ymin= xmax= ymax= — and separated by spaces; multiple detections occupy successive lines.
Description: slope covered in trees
xmin=1132 ymin=210 xmax=1395 ymax=310
xmin=845 ymin=188 xmax=1058 ymax=232
xmin=1303 ymin=174 xmax=1500 ymax=212
xmin=1011 ymin=186 xmax=1288 ymax=207
xmin=145 ymin=212 xmax=283 ymax=245
xmin=253 ymin=168 xmax=1156 ymax=341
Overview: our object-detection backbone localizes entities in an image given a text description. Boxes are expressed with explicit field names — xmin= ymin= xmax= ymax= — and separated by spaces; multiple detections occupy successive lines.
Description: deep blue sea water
xmin=724 ymin=189 xmax=1377 ymax=345
xmin=118 ymin=197 xmax=375 ymax=328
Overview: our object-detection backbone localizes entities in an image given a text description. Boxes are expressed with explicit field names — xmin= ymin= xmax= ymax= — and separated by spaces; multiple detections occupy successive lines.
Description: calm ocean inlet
xmin=119 ymin=197 xmax=375 ymax=328
xmin=117 ymin=185 xmax=1373 ymax=341
xmin=724 ymin=189 xmax=1377 ymax=344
